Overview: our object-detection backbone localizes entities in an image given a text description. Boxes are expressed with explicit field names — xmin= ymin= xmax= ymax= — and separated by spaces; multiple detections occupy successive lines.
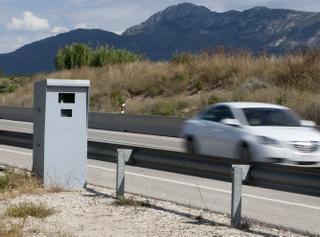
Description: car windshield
xmin=243 ymin=108 xmax=301 ymax=127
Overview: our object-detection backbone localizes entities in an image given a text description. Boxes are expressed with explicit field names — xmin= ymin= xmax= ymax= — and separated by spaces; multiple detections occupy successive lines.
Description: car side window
xmin=202 ymin=106 xmax=234 ymax=123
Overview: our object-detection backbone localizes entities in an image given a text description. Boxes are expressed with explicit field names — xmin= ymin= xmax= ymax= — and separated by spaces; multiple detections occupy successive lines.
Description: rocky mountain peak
xmin=123 ymin=2 xmax=212 ymax=36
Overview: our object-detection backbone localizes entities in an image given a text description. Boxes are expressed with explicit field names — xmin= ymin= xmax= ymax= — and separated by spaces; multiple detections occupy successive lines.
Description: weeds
xmin=6 ymin=202 xmax=55 ymax=219
xmin=0 ymin=169 xmax=41 ymax=198
xmin=236 ymin=218 xmax=252 ymax=231
xmin=115 ymin=197 xmax=151 ymax=207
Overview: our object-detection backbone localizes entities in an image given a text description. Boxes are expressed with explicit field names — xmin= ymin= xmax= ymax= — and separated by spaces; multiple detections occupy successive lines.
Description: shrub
xmin=8 ymin=85 xmax=18 ymax=93
xmin=91 ymin=46 xmax=143 ymax=66
xmin=110 ymin=89 xmax=126 ymax=108
xmin=55 ymin=44 xmax=92 ymax=70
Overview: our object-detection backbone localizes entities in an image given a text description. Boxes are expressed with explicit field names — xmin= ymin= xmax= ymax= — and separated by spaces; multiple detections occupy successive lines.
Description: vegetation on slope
xmin=55 ymin=43 xmax=143 ymax=70
xmin=0 ymin=49 xmax=320 ymax=123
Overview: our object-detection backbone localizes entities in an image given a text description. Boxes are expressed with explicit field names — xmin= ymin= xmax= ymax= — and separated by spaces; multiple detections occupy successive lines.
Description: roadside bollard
xmin=231 ymin=165 xmax=250 ymax=228
xmin=116 ymin=149 xmax=132 ymax=199
xmin=121 ymin=103 xmax=126 ymax=114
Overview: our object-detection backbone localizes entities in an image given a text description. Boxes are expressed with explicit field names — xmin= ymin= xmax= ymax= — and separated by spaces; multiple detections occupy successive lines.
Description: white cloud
xmin=114 ymin=30 xmax=124 ymax=35
xmin=0 ymin=35 xmax=28 ymax=53
xmin=75 ymin=23 xmax=88 ymax=29
xmin=51 ymin=26 xmax=69 ymax=33
xmin=6 ymin=11 xmax=50 ymax=31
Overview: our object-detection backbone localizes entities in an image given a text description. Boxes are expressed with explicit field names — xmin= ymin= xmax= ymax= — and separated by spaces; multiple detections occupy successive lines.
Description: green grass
xmin=6 ymin=202 xmax=55 ymax=219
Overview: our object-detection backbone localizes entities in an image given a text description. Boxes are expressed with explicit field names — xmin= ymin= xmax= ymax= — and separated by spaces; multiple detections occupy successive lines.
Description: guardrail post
xmin=116 ymin=149 xmax=132 ymax=199
xmin=231 ymin=165 xmax=250 ymax=228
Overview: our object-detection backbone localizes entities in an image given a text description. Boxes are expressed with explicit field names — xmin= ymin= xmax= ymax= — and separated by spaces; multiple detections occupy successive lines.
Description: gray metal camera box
xmin=33 ymin=79 xmax=90 ymax=189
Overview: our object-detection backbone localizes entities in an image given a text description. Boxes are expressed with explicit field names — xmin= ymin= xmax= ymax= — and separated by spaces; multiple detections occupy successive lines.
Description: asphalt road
xmin=0 ymin=144 xmax=319 ymax=235
xmin=0 ymin=119 xmax=184 ymax=152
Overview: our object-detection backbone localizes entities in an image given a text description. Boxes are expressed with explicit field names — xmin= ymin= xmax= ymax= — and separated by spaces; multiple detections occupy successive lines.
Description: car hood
xmin=247 ymin=126 xmax=320 ymax=142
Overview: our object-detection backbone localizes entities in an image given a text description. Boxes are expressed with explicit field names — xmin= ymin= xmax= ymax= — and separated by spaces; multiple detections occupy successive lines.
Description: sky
xmin=1 ymin=0 xmax=320 ymax=54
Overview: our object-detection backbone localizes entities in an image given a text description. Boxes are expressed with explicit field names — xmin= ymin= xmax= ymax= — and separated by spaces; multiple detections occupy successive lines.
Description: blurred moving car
xmin=182 ymin=102 xmax=320 ymax=165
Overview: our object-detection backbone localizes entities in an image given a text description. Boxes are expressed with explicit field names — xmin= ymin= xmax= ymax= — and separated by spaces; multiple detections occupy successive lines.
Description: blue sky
xmin=1 ymin=0 xmax=320 ymax=53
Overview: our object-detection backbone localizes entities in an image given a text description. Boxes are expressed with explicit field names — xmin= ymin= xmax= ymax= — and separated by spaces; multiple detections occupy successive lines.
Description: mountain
xmin=124 ymin=3 xmax=320 ymax=59
xmin=0 ymin=29 xmax=137 ymax=75
xmin=0 ymin=3 xmax=320 ymax=75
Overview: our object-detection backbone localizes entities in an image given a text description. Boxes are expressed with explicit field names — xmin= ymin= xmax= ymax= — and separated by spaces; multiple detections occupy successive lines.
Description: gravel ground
xmin=0 ymin=184 xmax=311 ymax=237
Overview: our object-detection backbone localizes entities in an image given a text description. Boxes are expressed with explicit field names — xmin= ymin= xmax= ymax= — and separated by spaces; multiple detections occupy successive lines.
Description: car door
xmin=200 ymin=106 xmax=241 ymax=158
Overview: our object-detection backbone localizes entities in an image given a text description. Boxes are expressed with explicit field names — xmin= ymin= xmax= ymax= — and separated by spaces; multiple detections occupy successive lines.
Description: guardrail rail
xmin=0 ymin=129 xmax=319 ymax=196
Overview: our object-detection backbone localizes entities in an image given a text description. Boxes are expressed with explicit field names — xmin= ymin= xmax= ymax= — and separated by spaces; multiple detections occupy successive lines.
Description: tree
xmin=55 ymin=43 xmax=143 ymax=70
xmin=55 ymin=43 xmax=92 ymax=70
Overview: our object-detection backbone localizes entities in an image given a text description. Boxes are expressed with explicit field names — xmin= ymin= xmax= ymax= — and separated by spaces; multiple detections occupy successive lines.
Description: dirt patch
xmin=0 ymin=184 xmax=310 ymax=237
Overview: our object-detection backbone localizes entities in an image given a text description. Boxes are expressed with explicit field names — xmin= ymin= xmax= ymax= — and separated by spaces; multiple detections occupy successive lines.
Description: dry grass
xmin=0 ymin=169 xmax=41 ymax=200
xmin=6 ymin=202 xmax=55 ymax=219
xmin=0 ymin=168 xmax=65 ymax=237
xmin=0 ymin=220 xmax=24 ymax=237
xmin=1 ymin=49 xmax=320 ymax=122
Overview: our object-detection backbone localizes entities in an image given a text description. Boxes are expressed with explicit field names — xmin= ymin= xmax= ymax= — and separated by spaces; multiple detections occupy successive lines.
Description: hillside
xmin=0 ymin=50 xmax=319 ymax=124
xmin=124 ymin=3 xmax=320 ymax=58
xmin=0 ymin=3 xmax=320 ymax=75
xmin=0 ymin=29 xmax=136 ymax=75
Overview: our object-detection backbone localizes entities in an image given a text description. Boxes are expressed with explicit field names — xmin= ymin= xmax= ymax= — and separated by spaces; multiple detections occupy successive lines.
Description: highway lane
xmin=2 ymin=118 xmax=320 ymax=169
xmin=0 ymin=145 xmax=319 ymax=235
xmin=0 ymin=119 xmax=184 ymax=152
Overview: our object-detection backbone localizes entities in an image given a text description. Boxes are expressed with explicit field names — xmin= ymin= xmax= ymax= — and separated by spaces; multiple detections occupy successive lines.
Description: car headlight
xmin=257 ymin=136 xmax=282 ymax=147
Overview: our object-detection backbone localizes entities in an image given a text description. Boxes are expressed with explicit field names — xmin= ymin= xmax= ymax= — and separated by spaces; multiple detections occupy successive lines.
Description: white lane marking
xmin=0 ymin=122 xmax=184 ymax=152
xmin=242 ymin=193 xmax=320 ymax=210
xmin=0 ymin=119 xmax=181 ymax=141
xmin=88 ymin=137 xmax=184 ymax=152
xmin=88 ymin=164 xmax=231 ymax=194
xmin=88 ymin=164 xmax=320 ymax=211
xmin=0 ymin=119 xmax=31 ymax=124
xmin=89 ymin=128 xmax=177 ymax=140
xmin=1 ymin=148 xmax=319 ymax=211
xmin=0 ymin=125 xmax=32 ymax=133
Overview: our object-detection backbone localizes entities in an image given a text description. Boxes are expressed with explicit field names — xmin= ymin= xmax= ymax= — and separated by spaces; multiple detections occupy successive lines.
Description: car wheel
xmin=239 ymin=144 xmax=251 ymax=163
xmin=186 ymin=136 xmax=198 ymax=154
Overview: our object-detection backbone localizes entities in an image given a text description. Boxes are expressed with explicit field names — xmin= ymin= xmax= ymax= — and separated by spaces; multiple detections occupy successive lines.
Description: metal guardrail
xmin=0 ymin=129 xmax=319 ymax=196
xmin=1 ymin=107 xmax=320 ymax=137
xmin=0 ymin=107 xmax=185 ymax=137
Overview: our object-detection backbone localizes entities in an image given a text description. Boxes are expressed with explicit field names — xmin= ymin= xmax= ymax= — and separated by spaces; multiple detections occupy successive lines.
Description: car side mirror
xmin=300 ymin=120 xmax=316 ymax=127
xmin=221 ymin=118 xmax=241 ymax=127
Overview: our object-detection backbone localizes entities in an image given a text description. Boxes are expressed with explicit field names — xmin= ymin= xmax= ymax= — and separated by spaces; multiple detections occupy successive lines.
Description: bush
xmin=91 ymin=46 xmax=143 ymax=66
xmin=55 ymin=44 xmax=92 ymax=70
xmin=55 ymin=44 xmax=143 ymax=70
